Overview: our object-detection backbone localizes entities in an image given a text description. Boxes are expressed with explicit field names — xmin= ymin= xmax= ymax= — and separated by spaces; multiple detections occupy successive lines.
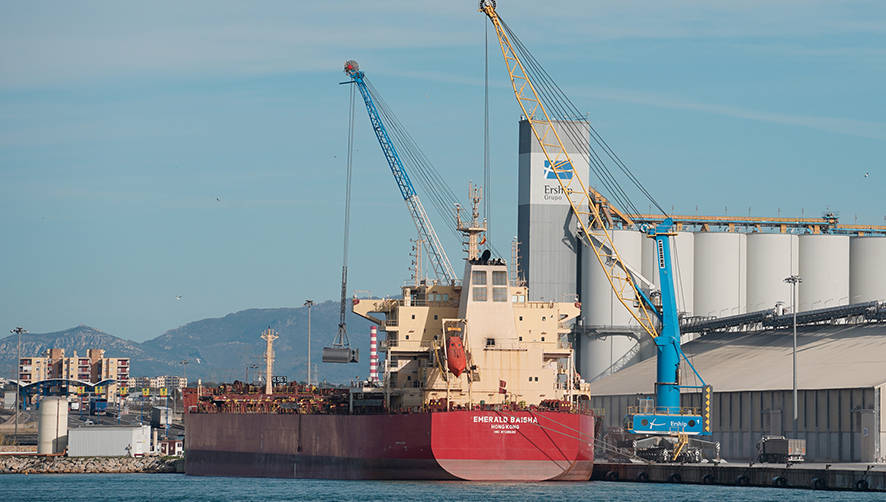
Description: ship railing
xmin=627 ymin=405 xmax=701 ymax=416
xmin=483 ymin=340 xmax=527 ymax=351
xmin=520 ymin=301 xmax=557 ymax=309
xmin=396 ymin=298 xmax=460 ymax=308
xmin=380 ymin=337 xmax=398 ymax=349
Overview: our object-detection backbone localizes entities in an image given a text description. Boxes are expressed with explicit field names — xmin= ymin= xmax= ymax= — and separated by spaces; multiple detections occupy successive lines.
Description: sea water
xmin=3 ymin=474 xmax=882 ymax=501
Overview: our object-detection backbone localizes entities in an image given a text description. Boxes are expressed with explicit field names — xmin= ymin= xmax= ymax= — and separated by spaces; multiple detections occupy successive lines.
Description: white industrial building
xmin=68 ymin=425 xmax=152 ymax=457
xmin=575 ymin=232 xmax=886 ymax=381
xmin=589 ymin=323 xmax=886 ymax=462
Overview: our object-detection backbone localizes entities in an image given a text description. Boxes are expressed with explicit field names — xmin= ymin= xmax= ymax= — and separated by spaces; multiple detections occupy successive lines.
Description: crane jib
xmin=481 ymin=3 xmax=712 ymax=439
xmin=352 ymin=73 xmax=417 ymax=201
xmin=345 ymin=64 xmax=457 ymax=283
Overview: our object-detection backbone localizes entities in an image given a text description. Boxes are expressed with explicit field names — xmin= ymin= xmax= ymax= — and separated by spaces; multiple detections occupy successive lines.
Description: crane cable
xmin=497 ymin=16 xmax=669 ymax=220
xmin=364 ymin=76 xmax=504 ymax=259
xmin=332 ymin=81 xmax=357 ymax=349
xmin=484 ymin=18 xmax=492 ymax=245
xmin=363 ymin=77 xmax=461 ymax=240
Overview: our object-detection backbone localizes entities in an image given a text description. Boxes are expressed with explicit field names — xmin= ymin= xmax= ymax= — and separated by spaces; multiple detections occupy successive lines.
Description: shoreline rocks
xmin=0 ymin=455 xmax=183 ymax=474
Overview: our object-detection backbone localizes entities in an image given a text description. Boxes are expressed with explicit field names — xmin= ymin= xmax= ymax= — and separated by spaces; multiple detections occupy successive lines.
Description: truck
xmin=89 ymin=398 xmax=108 ymax=416
xmin=757 ymin=434 xmax=806 ymax=463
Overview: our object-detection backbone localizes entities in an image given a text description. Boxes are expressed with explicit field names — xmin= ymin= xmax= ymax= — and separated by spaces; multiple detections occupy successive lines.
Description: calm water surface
xmin=4 ymin=474 xmax=882 ymax=501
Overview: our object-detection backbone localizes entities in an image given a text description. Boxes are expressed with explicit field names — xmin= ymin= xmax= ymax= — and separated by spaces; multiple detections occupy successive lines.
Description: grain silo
xmin=798 ymin=234 xmax=849 ymax=311
xmin=37 ymin=396 xmax=68 ymax=454
xmin=746 ymin=233 xmax=799 ymax=312
xmin=694 ymin=232 xmax=747 ymax=318
xmin=579 ymin=229 xmax=643 ymax=380
xmin=849 ymin=236 xmax=886 ymax=303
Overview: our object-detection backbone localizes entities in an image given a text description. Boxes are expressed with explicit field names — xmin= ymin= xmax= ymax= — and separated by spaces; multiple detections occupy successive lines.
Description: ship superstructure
xmin=353 ymin=184 xmax=590 ymax=412
xmin=354 ymin=259 xmax=589 ymax=411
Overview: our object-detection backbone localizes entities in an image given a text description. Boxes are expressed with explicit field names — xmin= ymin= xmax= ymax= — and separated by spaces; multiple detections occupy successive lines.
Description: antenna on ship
xmin=410 ymin=237 xmax=424 ymax=286
xmin=324 ymin=71 xmax=359 ymax=364
xmin=456 ymin=183 xmax=487 ymax=261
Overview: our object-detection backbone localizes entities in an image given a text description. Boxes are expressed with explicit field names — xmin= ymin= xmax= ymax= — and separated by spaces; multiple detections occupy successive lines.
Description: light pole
xmin=10 ymin=327 xmax=27 ymax=445
xmin=304 ymin=300 xmax=314 ymax=386
xmin=246 ymin=363 xmax=258 ymax=385
xmin=177 ymin=360 xmax=189 ymax=417
xmin=784 ymin=274 xmax=802 ymax=438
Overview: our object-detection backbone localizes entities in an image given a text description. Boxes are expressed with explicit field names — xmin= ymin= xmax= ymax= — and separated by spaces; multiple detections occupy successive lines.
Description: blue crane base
xmin=626 ymin=412 xmax=707 ymax=435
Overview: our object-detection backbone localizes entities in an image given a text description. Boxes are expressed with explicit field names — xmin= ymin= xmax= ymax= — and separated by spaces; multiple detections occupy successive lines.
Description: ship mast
xmin=456 ymin=184 xmax=487 ymax=260
xmin=261 ymin=327 xmax=278 ymax=395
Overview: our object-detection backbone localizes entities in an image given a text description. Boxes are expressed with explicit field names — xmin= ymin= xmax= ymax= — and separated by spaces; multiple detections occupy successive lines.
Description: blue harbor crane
xmin=481 ymin=1 xmax=714 ymax=461
xmin=342 ymin=60 xmax=457 ymax=284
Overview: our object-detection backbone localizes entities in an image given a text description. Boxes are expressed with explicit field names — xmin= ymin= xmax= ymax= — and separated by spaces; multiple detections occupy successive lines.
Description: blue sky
xmin=2 ymin=1 xmax=884 ymax=342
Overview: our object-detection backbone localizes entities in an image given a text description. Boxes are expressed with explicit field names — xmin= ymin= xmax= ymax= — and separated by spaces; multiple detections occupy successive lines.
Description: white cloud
xmin=571 ymin=86 xmax=886 ymax=141
xmin=2 ymin=1 xmax=884 ymax=89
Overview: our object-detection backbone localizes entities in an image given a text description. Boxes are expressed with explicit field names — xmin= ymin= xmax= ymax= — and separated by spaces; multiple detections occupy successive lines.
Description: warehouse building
xmin=68 ymin=425 xmax=152 ymax=457
xmin=590 ymin=323 xmax=886 ymax=462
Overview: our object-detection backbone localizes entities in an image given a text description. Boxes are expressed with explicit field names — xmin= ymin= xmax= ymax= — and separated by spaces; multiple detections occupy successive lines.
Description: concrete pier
xmin=593 ymin=461 xmax=886 ymax=492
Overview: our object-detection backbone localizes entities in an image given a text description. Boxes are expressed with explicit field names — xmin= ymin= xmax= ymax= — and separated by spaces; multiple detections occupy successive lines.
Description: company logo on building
xmin=544 ymin=160 xmax=573 ymax=180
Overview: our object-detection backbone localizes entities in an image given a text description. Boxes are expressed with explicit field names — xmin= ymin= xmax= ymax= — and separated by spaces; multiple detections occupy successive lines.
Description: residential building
xmin=18 ymin=348 xmax=130 ymax=399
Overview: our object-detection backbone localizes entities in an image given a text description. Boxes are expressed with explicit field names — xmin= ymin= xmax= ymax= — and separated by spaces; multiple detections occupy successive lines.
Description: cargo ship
xmin=184 ymin=196 xmax=595 ymax=481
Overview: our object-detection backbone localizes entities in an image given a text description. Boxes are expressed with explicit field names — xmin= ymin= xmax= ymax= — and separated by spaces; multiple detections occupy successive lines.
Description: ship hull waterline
xmin=186 ymin=410 xmax=595 ymax=481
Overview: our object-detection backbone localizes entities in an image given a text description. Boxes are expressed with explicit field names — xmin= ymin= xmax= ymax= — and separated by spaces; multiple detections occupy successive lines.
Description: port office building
xmin=589 ymin=322 xmax=886 ymax=462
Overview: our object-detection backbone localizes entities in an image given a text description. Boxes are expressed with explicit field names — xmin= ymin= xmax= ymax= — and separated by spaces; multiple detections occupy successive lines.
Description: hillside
xmin=0 ymin=325 xmax=148 ymax=378
xmin=139 ymin=301 xmax=374 ymax=383
xmin=0 ymin=302 xmax=376 ymax=385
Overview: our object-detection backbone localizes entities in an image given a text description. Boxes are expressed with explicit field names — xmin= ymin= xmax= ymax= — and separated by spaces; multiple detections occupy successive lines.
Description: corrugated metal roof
xmin=590 ymin=323 xmax=886 ymax=395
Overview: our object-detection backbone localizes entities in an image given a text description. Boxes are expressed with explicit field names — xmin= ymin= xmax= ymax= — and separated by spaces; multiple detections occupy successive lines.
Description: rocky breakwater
xmin=0 ymin=455 xmax=183 ymax=474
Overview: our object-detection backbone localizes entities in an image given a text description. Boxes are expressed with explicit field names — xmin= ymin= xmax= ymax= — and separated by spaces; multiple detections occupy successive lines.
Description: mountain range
xmin=0 ymin=301 xmax=374 ymax=385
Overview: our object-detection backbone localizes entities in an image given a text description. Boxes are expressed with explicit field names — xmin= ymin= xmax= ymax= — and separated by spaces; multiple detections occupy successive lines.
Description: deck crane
xmin=323 ymin=75 xmax=359 ymax=364
xmin=342 ymin=60 xmax=457 ymax=284
xmin=480 ymin=1 xmax=714 ymax=461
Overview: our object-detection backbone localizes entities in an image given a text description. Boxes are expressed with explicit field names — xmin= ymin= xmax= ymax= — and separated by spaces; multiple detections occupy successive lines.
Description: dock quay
xmin=593 ymin=461 xmax=886 ymax=492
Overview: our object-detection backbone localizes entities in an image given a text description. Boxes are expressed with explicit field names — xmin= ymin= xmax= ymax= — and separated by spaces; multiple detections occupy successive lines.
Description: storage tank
xmin=798 ymin=234 xmax=849 ymax=311
xmin=38 ymin=396 xmax=68 ymax=454
xmin=850 ymin=237 xmax=886 ymax=303
xmin=579 ymin=230 xmax=643 ymax=380
xmin=642 ymin=231 xmax=694 ymax=317
xmin=746 ymin=233 xmax=799 ymax=311
xmin=694 ymin=232 xmax=747 ymax=317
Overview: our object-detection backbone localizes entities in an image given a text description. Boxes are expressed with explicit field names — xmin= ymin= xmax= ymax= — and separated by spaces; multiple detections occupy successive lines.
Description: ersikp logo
xmin=544 ymin=160 xmax=573 ymax=180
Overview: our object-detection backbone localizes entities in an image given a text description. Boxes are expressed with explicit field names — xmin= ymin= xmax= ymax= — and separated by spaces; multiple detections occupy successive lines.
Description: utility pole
xmin=784 ymin=275 xmax=802 ymax=438
xmin=179 ymin=360 xmax=189 ymax=417
xmin=304 ymin=300 xmax=313 ymax=385
xmin=10 ymin=327 xmax=27 ymax=445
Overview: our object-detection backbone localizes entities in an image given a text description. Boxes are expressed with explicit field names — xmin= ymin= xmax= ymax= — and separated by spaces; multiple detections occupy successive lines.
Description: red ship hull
xmin=185 ymin=410 xmax=594 ymax=481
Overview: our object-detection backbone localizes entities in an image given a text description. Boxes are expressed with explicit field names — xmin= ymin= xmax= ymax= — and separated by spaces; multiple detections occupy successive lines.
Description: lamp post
xmin=10 ymin=327 xmax=27 ymax=445
xmin=246 ymin=363 xmax=258 ymax=385
xmin=177 ymin=360 xmax=189 ymax=418
xmin=784 ymin=274 xmax=802 ymax=438
xmin=304 ymin=300 xmax=314 ymax=386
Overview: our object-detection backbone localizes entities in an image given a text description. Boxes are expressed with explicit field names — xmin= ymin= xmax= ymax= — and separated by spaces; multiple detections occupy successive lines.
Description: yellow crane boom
xmin=480 ymin=0 xmax=658 ymax=339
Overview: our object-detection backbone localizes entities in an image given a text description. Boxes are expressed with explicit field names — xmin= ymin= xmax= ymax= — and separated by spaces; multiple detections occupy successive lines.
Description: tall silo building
xmin=516 ymin=119 xmax=589 ymax=302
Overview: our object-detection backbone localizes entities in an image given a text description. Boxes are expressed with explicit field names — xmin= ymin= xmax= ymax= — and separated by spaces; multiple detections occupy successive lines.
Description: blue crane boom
xmin=343 ymin=60 xmax=456 ymax=283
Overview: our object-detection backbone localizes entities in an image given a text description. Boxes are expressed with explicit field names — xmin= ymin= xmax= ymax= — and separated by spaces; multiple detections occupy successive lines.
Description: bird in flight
xmin=176 ymin=295 xmax=183 ymax=301
xmin=864 ymin=172 xmax=870 ymax=178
